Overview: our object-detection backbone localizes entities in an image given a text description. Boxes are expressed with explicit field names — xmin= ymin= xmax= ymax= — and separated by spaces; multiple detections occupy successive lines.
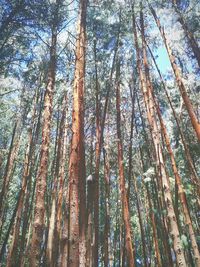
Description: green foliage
xmin=0 ymin=0 xmax=199 ymax=266
xmin=181 ymin=234 xmax=189 ymax=248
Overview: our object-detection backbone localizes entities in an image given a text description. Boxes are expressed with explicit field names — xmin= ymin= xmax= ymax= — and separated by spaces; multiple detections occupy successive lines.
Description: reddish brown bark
xmin=133 ymin=176 xmax=148 ymax=267
xmin=149 ymin=5 xmax=200 ymax=141
xmin=140 ymin=10 xmax=187 ymax=265
xmin=146 ymin=185 xmax=162 ymax=267
xmin=132 ymin=7 xmax=187 ymax=266
xmin=134 ymin=97 xmax=162 ymax=266
xmin=46 ymin=110 xmax=61 ymax=267
xmin=145 ymin=43 xmax=200 ymax=192
xmin=149 ymin=171 xmax=174 ymax=266
xmin=54 ymin=94 xmax=68 ymax=264
xmin=0 ymin=121 xmax=21 ymax=228
xmin=115 ymin=62 xmax=135 ymax=267
xmin=18 ymin=92 xmax=43 ymax=267
xmin=6 ymin=128 xmax=33 ymax=267
xmin=30 ymin=2 xmax=59 ymax=264
xmin=140 ymin=9 xmax=200 ymax=263
xmin=153 ymin=94 xmax=200 ymax=265
xmin=68 ymin=1 xmax=88 ymax=266
xmin=0 ymin=114 xmax=39 ymax=263
xmin=59 ymin=186 xmax=69 ymax=267
xmin=93 ymin=28 xmax=120 ymax=266
xmin=46 ymin=93 xmax=68 ymax=267
xmin=127 ymin=83 xmax=136 ymax=205
xmin=93 ymin=37 xmax=101 ymax=267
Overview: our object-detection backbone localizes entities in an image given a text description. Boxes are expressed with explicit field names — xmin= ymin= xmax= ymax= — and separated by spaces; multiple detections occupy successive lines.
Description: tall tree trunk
xmin=30 ymin=2 xmax=59 ymax=264
xmin=103 ymin=145 xmax=112 ymax=267
xmin=127 ymin=82 xmax=136 ymax=205
xmin=140 ymin=9 xmax=200 ymax=265
xmin=0 ymin=192 xmax=20 ymax=262
xmin=139 ymin=8 xmax=187 ymax=266
xmin=115 ymin=61 xmax=135 ymax=267
xmin=134 ymin=95 xmax=159 ymax=266
xmin=145 ymin=42 xmax=200 ymax=191
xmin=0 ymin=74 xmax=31 ymax=219
xmin=113 ymin=188 xmax=121 ymax=267
xmin=146 ymin=184 xmax=162 ymax=267
xmin=0 ymin=83 xmax=39 ymax=253
xmin=153 ymin=89 xmax=200 ymax=266
xmin=132 ymin=6 xmax=187 ymax=266
xmin=54 ymin=93 xmax=68 ymax=265
xmin=59 ymin=186 xmax=69 ymax=267
xmin=18 ymin=90 xmax=43 ymax=266
xmin=86 ymin=123 xmax=95 ymax=267
xmin=86 ymin=177 xmax=94 ymax=267
xmin=93 ymin=27 xmax=120 ymax=266
xmin=0 ymin=121 xmax=21 ymax=228
xmin=151 ymin=173 xmax=174 ymax=266
xmin=6 ymin=128 xmax=33 ymax=267
xmin=68 ymin=1 xmax=88 ymax=266
xmin=133 ymin=176 xmax=148 ymax=267
xmin=46 ymin=93 xmax=68 ymax=267
xmin=149 ymin=4 xmax=200 ymax=141
xmin=93 ymin=37 xmax=101 ymax=267
xmin=46 ymin=112 xmax=60 ymax=267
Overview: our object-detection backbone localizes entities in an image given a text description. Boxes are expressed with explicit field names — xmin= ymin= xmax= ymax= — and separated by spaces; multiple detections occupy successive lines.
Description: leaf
xmin=181 ymin=234 xmax=188 ymax=248
xmin=144 ymin=177 xmax=151 ymax=183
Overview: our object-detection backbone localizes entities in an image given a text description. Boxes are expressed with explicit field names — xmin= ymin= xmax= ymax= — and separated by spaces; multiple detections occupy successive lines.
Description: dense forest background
xmin=0 ymin=0 xmax=200 ymax=266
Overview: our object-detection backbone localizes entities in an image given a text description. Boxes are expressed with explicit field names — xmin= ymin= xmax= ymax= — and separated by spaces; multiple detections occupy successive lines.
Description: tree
xmin=149 ymin=4 xmax=200 ymax=141
xmin=68 ymin=0 xmax=88 ymax=266
xmin=115 ymin=60 xmax=135 ymax=266
xmin=0 ymin=1 xmax=199 ymax=266
xmin=30 ymin=1 xmax=61 ymax=265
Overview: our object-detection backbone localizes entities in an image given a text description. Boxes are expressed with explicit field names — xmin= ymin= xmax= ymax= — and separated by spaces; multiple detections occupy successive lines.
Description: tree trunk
xmin=93 ymin=37 xmax=101 ymax=267
xmin=93 ymin=27 xmax=120 ymax=266
xmin=0 ymin=193 xmax=20 ymax=262
xmin=0 ymin=85 xmax=39 ymax=260
xmin=46 ymin=93 xmax=68 ymax=267
xmin=127 ymin=83 xmax=136 ymax=205
xmin=18 ymin=90 xmax=43 ymax=267
xmin=0 ymin=121 xmax=21 ymax=228
xmin=153 ymin=93 xmax=200 ymax=265
xmin=139 ymin=8 xmax=187 ymax=266
xmin=140 ymin=8 xmax=200 ymax=265
xmin=133 ymin=6 xmax=187 ymax=266
xmin=30 ymin=2 xmax=59 ymax=264
xmin=146 ymin=185 xmax=162 ymax=267
xmin=115 ymin=61 xmax=135 ymax=267
xmin=68 ymin=1 xmax=87 ymax=266
xmin=46 ymin=122 xmax=60 ymax=267
xmin=86 ymin=177 xmax=94 ymax=267
xmin=59 ymin=186 xmax=69 ymax=267
xmin=54 ymin=93 xmax=68 ymax=265
xmin=149 ymin=5 xmax=200 ymax=141
xmin=6 ymin=128 xmax=33 ymax=267
xmin=103 ymin=146 xmax=112 ymax=267
xmin=145 ymin=43 xmax=200 ymax=193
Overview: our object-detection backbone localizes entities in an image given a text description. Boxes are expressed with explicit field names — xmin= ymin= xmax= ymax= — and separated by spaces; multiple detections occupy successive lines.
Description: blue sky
xmin=156 ymin=46 xmax=171 ymax=74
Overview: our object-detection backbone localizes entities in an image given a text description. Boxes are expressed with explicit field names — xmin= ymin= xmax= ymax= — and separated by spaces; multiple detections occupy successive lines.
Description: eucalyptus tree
xmin=0 ymin=0 xmax=200 ymax=266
